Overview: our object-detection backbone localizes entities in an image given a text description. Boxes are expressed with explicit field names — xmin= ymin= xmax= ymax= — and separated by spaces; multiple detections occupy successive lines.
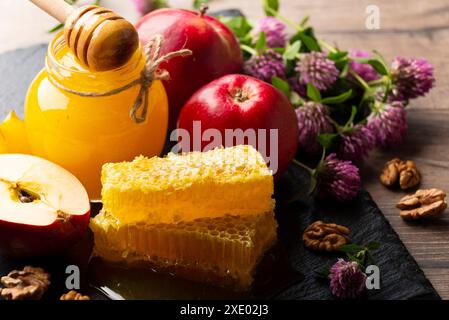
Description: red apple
xmin=0 ymin=154 xmax=90 ymax=257
xmin=177 ymin=74 xmax=299 ymax=178
xmin=136 ymin=8 xmax=243 ymax=128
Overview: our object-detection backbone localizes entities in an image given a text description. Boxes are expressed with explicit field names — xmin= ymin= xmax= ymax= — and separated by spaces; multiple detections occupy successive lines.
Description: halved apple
xmin=0 ymin=154 xmax=90 ymax=257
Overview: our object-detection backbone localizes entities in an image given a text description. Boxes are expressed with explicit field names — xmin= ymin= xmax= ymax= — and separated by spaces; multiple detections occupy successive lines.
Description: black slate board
xmin=0 ymin=44 xmax=440 ymax=300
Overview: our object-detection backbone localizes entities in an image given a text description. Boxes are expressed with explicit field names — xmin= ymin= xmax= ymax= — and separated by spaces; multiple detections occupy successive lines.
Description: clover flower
xmin=329 ymin=259 xmax=367 ymax=299
xmin=295 ymin=102 xmax=333 ymax=155
xmin=243 ymin=50 xmax=285 ymax=83
xmin=338 ymin=125 xmax=376 ymax=161
xmin=348 ymin=49 xmax=380 ymax=82
xmin=296 ymin=52 xmax=339 ymax=91
xmin=368 ymin=101 xmax=408 ymax=148
xmin=391 ymin=57 xmax=435 ymax=101
xmin=316 ymin=153 xmax=361 ymax=202
xmin=252 ymin=17 xmax=287 ymax=48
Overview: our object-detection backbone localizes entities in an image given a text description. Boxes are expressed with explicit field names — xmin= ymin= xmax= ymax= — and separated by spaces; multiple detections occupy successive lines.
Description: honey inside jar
xmin=25 ymin=32 xmax=168 ymax=200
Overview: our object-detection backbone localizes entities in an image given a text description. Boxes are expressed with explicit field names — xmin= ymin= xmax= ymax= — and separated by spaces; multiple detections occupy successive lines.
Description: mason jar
xmin=25 ymin=31 xmax=168 ymax=199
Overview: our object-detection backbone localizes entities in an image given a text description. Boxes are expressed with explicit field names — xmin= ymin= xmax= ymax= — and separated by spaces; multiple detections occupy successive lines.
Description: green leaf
xmin=289 ymin=28 xmax=320 ymax=52
xmin=366 ymin=241 xmax=381 ymax=251
xmin=322 ymin=89 xmax=353 ymax=105
xmin=317 ymin=133 xmax=338 ymax=149
xmin=367 ymin=59 xmax=389 ymax=76
xmin=272 ymin=76 xmax=290 ymax=97
xmin=306 ymin=83 xmax=322 ymax=102
xmin=339 ymin=61 xmax=350 ymax=78
xmin=219 ymin=16 xmax=252 ymax=39
xmin=298 ymin=33 xmax=320 ymax=52
xmin=273 ymin=47 xmax=285 ymax=54
xmin=290 ymin=91 xmax=302 ymax=107
xmin=299 ymin=15 xmax=310 ymax=27
xmin=255 ymin=32 xmax=266 ymax=51
xmin=48 ymin=23 xmax=64 ymax=33
xmin=263 ymin=0 xmax=279 ymax=16
xmin=283 ymin=41 xmax=301 ymax=60
xmin=339 ymin=244 xmax=365 ymax=254
xmin=366 ymin=252 xmax=377 ymax=265
xmin=328 ymin=51 xmax=348 ymax=61
xmin=315 ymin=268 xmax=330 ymax=279
xmin=193 ymin=0 xmax=209 ymax=9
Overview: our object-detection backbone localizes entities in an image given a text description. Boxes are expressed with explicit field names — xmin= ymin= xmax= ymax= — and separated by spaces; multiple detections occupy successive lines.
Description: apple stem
xmin=199 ymin=3 xmax=209 ymax=17
xmin=232 ymin=88 xmax=249 ymax=103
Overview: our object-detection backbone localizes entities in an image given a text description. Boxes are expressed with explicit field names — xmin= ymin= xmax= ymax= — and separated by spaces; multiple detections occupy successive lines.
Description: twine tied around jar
xmin=52 ymin=35 xmax=192 ymax=123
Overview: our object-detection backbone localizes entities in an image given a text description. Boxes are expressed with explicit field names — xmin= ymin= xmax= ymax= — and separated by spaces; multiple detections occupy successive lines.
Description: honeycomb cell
xmin=90 ymin=211 xmax=277 ymax=290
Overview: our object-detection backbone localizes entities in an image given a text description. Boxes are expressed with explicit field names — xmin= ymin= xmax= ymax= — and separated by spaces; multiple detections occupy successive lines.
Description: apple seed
xmin=16 ymin=188 xmax=40 ymax=204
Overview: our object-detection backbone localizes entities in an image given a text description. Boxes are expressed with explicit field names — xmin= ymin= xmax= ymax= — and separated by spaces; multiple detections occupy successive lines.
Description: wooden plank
xmin=363 ymin=109 xmax=449 ymax=298
xmin=423 ymin=268 xmax=449 ymax=299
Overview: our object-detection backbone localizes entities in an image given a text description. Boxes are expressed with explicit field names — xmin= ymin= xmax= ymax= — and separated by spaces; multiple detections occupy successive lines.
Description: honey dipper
xmin=30 ymin=0 xmax=139 ymax=71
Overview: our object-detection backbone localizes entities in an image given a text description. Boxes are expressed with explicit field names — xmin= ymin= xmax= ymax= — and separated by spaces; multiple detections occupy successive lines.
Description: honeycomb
xmin=101 ymin=145 xmax=274 ymax=224
xmin=90 ymin=210 xmax=278 ymax=290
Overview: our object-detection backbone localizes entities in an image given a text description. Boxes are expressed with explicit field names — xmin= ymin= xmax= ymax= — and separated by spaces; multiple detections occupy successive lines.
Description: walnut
xmin=380 ymin=158 xmax=402 ymax=187
xmin=60 ymin=290 xmax=90 ymax=300
xmin=380 ymin=158 xmax=420 ymax=190
xmin=303 ymin=221 xmax=350 ymax=251
xmin=396 ymin=188 xmax=447 ymax=220
xmin=0 ymin=266 xmax=50 ymax=300
xmin=398 ymin=160 xmax=421 ymax=190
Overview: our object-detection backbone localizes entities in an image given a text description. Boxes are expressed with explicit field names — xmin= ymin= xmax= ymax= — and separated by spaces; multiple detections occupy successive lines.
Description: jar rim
xmin=46 ymin=31 xmax=143 ymax=85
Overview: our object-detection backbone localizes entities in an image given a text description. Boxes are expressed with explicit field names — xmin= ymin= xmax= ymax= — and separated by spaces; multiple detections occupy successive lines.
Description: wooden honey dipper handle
xmin=29 ymin=0 xmax=73 ymax=23
xmin=29 ymin=0 xmax=139 ymax=72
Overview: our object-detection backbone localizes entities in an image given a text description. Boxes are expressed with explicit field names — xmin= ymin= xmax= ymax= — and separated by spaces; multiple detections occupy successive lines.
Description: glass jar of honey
xmin=25 ymin=32 xmax=168 ymax=200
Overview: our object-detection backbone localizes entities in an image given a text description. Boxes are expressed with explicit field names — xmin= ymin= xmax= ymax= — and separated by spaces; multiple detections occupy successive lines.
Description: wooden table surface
xmin=2 ymin=0 xmax=449 ymax=299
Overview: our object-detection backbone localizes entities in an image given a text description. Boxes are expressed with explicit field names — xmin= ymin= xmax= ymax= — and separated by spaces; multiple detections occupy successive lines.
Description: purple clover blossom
xmin=132 ymin=0 xmax=150 ymax=15
xmin=288 ymin=77 xmax=307 ymax=98
xmin=252 ymin=17 xmax=287 ymax=48
xmin=243 ymin=50 xmax=285 ymax=83
xmin=316 ymin=153 xmax=361 ymax=202
xmin=296 ymin=52 xmax=339 ymax=91
xmin=338 ymin=125 xmax=376 ymax=161
xmin=391 ymin=57 xmax=435 ymax=101
xmin=329 ymin=259 xmax=367 ymax=299
xmin=368 ymin=101 xmax=408 ymax=148
xmin=348 ymin=49 xmax=380 ymax=82
xmin=295 ymin=102 xmax=333 ymax=156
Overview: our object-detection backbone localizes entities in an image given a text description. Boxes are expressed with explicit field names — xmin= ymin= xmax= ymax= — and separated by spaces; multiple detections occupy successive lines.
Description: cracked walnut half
xmin=397 ymin=188 xmax=447 ymax=220
xmin=0 ymin=266 xmax=50 ymax=300
xmin=380 ymin=158 xmax=420 ymax=190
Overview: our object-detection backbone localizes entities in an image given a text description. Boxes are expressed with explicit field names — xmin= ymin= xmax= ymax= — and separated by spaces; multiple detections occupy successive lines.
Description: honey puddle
xmin=87 ymin=243 xmax=303 ymax=300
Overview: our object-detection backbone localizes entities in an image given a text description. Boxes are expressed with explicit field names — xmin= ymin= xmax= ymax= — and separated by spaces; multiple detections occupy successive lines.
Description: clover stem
xmin=240 ymin=44 xmax=257 ymax=56
xmin=265 ymin=7 xmax=337 ymax=53
xmin=318 ymin=39 xmax=337 ymax=53
xmin=292 ymin=158 xmax=315 ymax=175
xmin=349 ymin=70 xmax=371 ymax=92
